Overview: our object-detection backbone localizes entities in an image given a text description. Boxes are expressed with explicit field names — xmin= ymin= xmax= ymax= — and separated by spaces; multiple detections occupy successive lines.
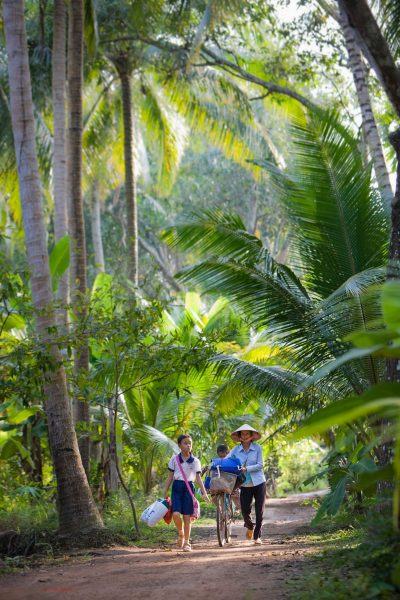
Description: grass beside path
xmin=288 ymin=515 xmax=400 ymax=599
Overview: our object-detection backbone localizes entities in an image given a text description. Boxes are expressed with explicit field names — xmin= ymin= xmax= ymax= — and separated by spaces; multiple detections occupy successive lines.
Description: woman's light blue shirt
xmin=228 ymin=442 xmax=266 ymax=487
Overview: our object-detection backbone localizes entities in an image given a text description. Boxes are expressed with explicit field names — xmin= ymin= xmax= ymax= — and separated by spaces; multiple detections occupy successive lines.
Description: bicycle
xmin=204 ymin=464 xmax=240 ymax=547
xmin=214 ymin=490 xmax=234 ymax=547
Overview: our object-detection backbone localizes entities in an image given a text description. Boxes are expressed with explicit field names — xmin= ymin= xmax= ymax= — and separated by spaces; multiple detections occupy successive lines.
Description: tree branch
xmin=200 ymin=46 xmax=318 ymax=111
xmin=101 ymin=34 xmax=318 ymax=112
xmin=139 ymin=235 xmax=182 ymax=292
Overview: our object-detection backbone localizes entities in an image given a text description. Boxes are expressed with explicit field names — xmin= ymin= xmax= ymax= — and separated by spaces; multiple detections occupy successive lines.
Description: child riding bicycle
xmin=203 ymin=444 xmax=241 ymax=510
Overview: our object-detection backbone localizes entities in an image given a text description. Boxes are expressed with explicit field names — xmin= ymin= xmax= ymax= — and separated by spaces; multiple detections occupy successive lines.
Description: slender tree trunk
xmin=22 ymin=416 xmax=43 ymax=484
xmin=247 ymin=186 xmax=259 ymax=234
xmin=38 ymin=0 xmax=47 ymax=55
xmin=113 ymin=56 xmax=138 ymax=286
xmin=111 ymin=393 xmax=140 ymax=535
xmin=68 ymin=0 xmax=90 ymax=475
xmin=105 ymin=397 xmax=119 ymax=494
xmin=338 ymin=0 xmax=400 ymax=377
xmin=91 ymin=179 xmax=105 ymax=274
xmin=387 ymin=129 xmax=400 ymax=386
xmin=3 ymin=0 xmax=103 ymax=533
xmin=337 ymin=4 xmax=393 ymax=207
xmin=388 ymin=130 xmax=400 ymax=276
xmin=52 ymin=0 xmax=69 ymax=329
xmin=339 ymin=0 xmax=400 ymax=118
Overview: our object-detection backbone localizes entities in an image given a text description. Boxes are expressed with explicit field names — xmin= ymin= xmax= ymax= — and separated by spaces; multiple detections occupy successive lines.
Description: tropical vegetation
xmin=2 ymin=0 xmax=400 ymax=596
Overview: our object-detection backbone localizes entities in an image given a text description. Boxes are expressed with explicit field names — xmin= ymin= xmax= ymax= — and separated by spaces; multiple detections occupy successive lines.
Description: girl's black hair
xmin=217 ymin=444 xmax=229 ymax=454
xmin=177 ymin=434 xmax=192 ymax=445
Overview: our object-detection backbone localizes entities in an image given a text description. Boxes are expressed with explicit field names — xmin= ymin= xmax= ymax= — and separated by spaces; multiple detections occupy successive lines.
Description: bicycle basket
xmin=210 ymin=470 xmax=237 ymax=494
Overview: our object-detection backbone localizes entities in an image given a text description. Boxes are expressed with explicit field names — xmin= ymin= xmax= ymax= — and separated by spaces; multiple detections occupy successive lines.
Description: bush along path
xmin=0 ymin=492 xmax=334 ymax=600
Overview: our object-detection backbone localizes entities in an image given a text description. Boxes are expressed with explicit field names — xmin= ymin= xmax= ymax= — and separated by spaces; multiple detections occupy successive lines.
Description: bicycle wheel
xmin=216 ymin=494 xmax=226 ymax=547
xmin=224 ymin=494 xmax=233 ymax=543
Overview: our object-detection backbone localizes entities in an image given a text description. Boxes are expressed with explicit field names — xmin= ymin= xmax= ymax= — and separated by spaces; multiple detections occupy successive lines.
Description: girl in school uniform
xmin=164 ymin=433 xmax=210 ymax=552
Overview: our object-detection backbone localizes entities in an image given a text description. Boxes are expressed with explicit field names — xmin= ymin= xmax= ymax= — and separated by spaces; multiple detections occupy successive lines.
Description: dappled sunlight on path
xmin=0 ymin=492 xmax=326 ymax=600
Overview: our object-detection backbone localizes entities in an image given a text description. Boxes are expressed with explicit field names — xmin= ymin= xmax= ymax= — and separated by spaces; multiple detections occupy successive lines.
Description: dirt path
xmin=1 ymin=492 xmax=325 ymax=600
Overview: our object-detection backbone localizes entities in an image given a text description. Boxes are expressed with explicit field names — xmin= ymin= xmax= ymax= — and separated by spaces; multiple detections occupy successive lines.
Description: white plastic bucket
xmin=140 ymin=499 xmax=169 ymax=527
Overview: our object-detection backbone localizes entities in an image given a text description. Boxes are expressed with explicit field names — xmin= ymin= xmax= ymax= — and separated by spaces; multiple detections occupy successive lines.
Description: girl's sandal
xmin=177 ymin=532 xmax=185 ymax=548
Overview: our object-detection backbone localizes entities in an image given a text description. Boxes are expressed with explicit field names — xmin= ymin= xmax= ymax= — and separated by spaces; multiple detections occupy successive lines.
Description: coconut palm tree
xmin=163 ymin=110 xmax=389 ymax=415
xmin=316 ymin=0 xmax=393 ymax=206
xmin=338 ymin=0 xmax=400 ymax=391
xmin=94 ymin=0 xmax=270 ymax=286
xmin=2 ymin=0 xmax=103 ymax=534
xmin=67 ymin=0 xmax=92 ymax=475
xmin=81 ymin=58 xmax=265 ymax=288
xmin=52 ymin=0 xmax=69 ymax=328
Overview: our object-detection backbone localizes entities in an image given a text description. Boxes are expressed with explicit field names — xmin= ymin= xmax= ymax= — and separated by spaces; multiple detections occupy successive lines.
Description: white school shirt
xmin=168 ymin=453 xmax=202 ymax=482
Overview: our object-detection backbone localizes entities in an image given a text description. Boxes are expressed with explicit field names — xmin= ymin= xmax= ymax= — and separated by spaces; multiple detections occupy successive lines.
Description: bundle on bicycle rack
xmin=209 ymin=457 xmax=242 ymax=494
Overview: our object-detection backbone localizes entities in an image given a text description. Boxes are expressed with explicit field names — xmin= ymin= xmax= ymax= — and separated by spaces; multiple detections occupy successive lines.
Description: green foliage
xmin=141 ymin=80 xmax=187 ymax=194
xmin=289 ymin=513 xmax=400 ymax=599
xmin=49 ymin=235 xmax=70 ymax=292
xmin=2 ymin=0 xmax=399 ymax=567
xmin=163 ymin=111 xmax=389 ymax=414
xmin=274 ymin=440 xmax=325 ymax=495
xmin=84 ymin=0 xmax=99 ymax=58
xmin=294 ymin=279 xmax=400 ymax=528
xmin=256 ymin=109 xmax=389 ymax=296
xmin=163 ymin=208 xmax=263 ymax=264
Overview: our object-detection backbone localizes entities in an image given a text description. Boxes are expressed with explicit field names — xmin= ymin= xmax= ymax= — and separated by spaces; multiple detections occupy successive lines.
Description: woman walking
xmin=228 ymin=424 xmax=266 ymax=545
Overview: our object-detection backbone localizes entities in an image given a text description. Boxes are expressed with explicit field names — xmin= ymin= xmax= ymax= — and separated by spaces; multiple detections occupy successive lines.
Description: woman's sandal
xmin=177 ymin=532 xmax=185 ymax=548
xmin=182 ymin=542 xmax=192 ymax=552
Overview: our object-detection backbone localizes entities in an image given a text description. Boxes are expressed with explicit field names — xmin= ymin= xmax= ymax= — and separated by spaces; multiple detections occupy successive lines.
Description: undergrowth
xmin=288 ymin=505 xmax=400 ymax=599
xmin=0 ymin=487 xmax=213 ymax=572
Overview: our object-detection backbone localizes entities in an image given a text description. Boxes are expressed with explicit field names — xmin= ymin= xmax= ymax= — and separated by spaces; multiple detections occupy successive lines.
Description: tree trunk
xmin=387 ymin=128 xmax=400 ymax=389
xmin=339 ymin=0 xmax=400 ymax=118
xmin=38 ymin=0 xmax=47 ymax=56
xmin=68 ymin=0 xmax=90 ymax=475
xmin=22 ymin=415 xmax=43 ymax=484
xmin=91 ymin=179 xmax=105 ymax=274
xmin=52 ymin=0 xmax=69 ymax=329
xmin=337 ymin=3 xmax=393 ymax=207
xmin=338 ymin=0 xmax=400 ymax=370
xmin=3 ymin=0 xmax=103 ymax=533
xmin=388 ymin=129 xmax=400 ymax=278
xmin=113 ymin=56 xmax=138 ymax=286
xmin=247 ymin=186 xmax=259 ymax=234
xmin=105 ymin=398 xmax=119 ymax=494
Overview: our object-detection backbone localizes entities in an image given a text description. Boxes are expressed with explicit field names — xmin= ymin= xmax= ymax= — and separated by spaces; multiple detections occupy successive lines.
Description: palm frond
xmin=320 ymin=267 xmax=386 ymax=305
xmin=141 ymin=80 xmax=188 ymax=194
xmin=164 ymin=74 xmax=260 ymax=177
xmin=162 ymin=209 xmax=263 ymax=265
xmin=379 ymin=0 xmax=400 ymax=59
xmin=126 ymin=424 xmax=179 ymax=455
xmin=255 ymin=110 xmax=389 ymax=297
xmin=84 ymin=0 xmax=99 ymax=58
xmin=189 ymin=68 xmax=254 ymax=123
xmin=298 ymin=346 xmax=382 ymax=393
xmin=212 ymin=354 xmax=303 ymax=409
xmin=176 ymin=259 xmax=311 ymax=336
